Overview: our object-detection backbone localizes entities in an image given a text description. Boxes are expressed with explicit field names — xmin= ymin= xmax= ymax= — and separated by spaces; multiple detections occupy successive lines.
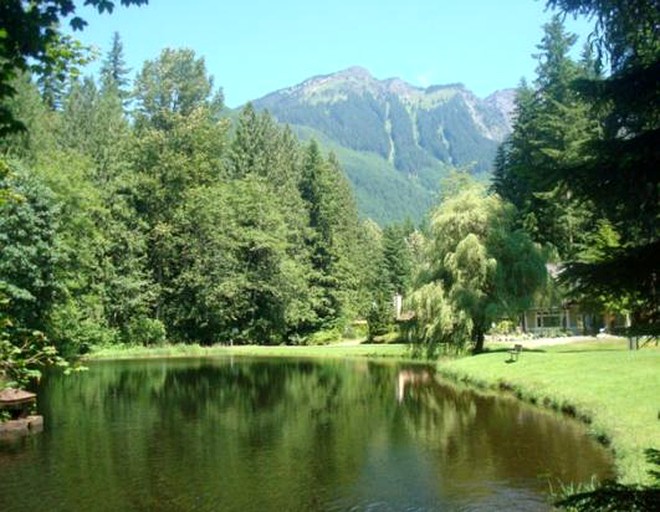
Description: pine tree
xmin=99 ymin=32 xmax=131 ymax=105
xmin=299 ymin=142 xmax=360 ymax=331
xmin=545 ymin=0 xmax=659 ymax=329
xmin=493 ymin=16 xmax=598 ymax=259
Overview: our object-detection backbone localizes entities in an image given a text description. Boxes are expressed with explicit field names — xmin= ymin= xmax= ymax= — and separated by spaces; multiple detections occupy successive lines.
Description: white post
xmin=393 ymin=294 xmax=403 ymax=319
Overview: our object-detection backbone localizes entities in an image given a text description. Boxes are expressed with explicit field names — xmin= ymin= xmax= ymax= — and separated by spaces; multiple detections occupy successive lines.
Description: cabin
xmin=521 ymin=304 xmax=589 ymax=335
xmin=520 ymin=264 xmax=630 ymax=336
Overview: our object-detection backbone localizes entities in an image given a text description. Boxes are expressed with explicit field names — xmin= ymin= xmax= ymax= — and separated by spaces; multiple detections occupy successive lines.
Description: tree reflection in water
xmin=0 ymin=358 xmax=615 ymax=512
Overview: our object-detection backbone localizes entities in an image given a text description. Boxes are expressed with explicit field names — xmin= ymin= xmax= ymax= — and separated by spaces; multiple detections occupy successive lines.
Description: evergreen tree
xmin=35 ymin=34 xmax=96 ymax=110
xmin=545 ymin=0 xmax=659 ymax=329
xmin=493 ymin=16 xmax=599 ymax=259
xmin=131 ymin=48 xmax=229 ymax=332
xmin=229 ymin=106 xmax=317 ymax=338
xmin=382 ymin=224 xmax=412 ymax=296
xmin=0 ymin=72 xmax=57 ymax=161
xmin=299 ymin=142 xmax=360 ymax=331
xmin=100 ymin=32 xmax=131 ymax=102
xmin=171 ymin=178 xmax=293 ymax=344
xmin=60 ymin=76 xmax=131 ymax=183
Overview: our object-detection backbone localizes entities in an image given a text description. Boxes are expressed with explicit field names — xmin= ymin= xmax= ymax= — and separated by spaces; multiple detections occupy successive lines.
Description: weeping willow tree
xmin=403 ymin=281 xmax=472 ymax=358
xmin=407 ymin=177 xmax=547 ymax=354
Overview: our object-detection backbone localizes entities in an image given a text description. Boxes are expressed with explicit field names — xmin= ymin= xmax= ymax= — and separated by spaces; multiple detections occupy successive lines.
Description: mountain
xmin=251 ymin=67 xmax=515 ymax=224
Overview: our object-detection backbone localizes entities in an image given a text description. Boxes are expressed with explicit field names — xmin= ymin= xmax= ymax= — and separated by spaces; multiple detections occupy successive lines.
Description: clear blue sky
xmin=69 ymin=0 xmax=595 ymax=107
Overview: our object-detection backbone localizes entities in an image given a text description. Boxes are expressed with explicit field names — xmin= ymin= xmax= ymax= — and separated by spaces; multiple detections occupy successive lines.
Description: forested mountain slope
xmin=252 ymin=67 xmax=514 ymax=223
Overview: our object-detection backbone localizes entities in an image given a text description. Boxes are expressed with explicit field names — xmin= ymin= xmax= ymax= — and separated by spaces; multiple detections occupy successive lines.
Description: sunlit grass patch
xmin=86 ymin=342 xmax=412 ymax=361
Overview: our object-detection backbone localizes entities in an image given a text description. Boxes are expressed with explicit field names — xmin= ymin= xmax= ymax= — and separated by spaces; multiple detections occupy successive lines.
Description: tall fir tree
xmin=299 ymin=141 xmax=360 ymax=331
xmin=545 ymin=0 xmax=659 ymax=329
xmin=99 ymin=32 xmax=131 ymax=105
xmin=493 ymin=16 xmax=599 ymax=260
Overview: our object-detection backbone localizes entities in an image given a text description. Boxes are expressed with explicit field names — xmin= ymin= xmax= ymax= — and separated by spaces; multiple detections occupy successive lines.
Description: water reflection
xmin=0 ymin=358 xmax=614 ymax=511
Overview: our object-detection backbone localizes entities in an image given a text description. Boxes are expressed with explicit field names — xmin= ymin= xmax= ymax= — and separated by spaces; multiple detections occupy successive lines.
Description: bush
xmin=489 ymin=319 xmax=517 ymax=336
xmin=48 ymin=301 xmax=118 ymax=356
xmin=366 ymin=301 xmax=392 ymax=342
xmin=306 ymin=329 xmax=342 ymax=346
xmin=124 ymin=317 xmax=166 ymax=346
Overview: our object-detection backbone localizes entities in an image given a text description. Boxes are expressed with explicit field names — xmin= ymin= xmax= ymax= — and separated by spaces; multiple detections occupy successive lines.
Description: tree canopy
xmin=407 ymin=178 xmax=547 ymax=354
xmin=0 ymin=35 xmax=386 ymax=369
xmin=0 ymin=0 xmax=147 ymax=134
xmin=496 ymin=3 xmax=659 ymax=334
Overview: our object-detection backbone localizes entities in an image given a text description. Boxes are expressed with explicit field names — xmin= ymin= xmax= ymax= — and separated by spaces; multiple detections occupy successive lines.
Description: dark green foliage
xmin=299 ymin=142 xmax=361 ymax=330
xmin=0 ymin=322 xmax=67 ymax=388
xmin=382 ymin=224 xmax=413 ymax=295
xmin=0 ymin=72 xmax=56 ymax=161
xmin=0 ymin=0 xmax=147 ymax=133
xmin=545 ymin=0 xmax=659 ymax=71
xmin=0 ymin=164 xmax=59 ymax=331
xmin=493 ymin=17 xmax=600 ymax=259
xmin=534 ymin=1 xmax=660 ymax=331
xmin=0 ymin=64 xmax=374 ymax=354
xmin=170 ymin=179 xmax=293 ymax=344
xmin=366 ymin=299 xmax=391 ymax=341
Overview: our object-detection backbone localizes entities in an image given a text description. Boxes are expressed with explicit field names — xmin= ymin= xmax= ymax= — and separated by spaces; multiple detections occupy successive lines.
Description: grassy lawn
xmin=438 ymin=338 xmax=660 ymax=484
xmin=86 ymin=341 xmax=412 ymax=361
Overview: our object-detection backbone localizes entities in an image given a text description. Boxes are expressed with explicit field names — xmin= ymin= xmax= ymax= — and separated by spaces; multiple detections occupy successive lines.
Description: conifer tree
xmin=300 ymin=142 xmax=360 ymax=331
xmin=493 ymin=16 xmax=598 ymax=259
xmin=100 ymin=32 xmax=131 ymax=105
xmin=545 ymin=0 xmax=659 ymax=328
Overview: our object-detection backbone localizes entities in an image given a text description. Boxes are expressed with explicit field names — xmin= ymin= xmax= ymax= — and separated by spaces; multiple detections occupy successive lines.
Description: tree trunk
xmin=472 ymin=328 xmax=485 ymax=354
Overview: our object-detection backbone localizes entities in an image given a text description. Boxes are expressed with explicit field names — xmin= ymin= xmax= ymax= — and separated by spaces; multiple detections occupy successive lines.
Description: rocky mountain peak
xmin=250 ymin=67 xmax=515 ymax=222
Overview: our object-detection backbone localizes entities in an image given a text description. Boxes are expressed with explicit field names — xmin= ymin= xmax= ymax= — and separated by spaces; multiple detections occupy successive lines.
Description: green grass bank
xmin=437 ymin=338 xmax=659 ymax=485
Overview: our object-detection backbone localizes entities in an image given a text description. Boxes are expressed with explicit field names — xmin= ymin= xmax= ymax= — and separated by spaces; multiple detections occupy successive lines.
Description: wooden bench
xmin=508 ymin=344 xmax=523 ymax=362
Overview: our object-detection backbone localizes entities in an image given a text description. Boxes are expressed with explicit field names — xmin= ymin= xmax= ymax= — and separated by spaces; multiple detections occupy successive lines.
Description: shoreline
xmin=78 ymin=336 xmax=660 ymax=485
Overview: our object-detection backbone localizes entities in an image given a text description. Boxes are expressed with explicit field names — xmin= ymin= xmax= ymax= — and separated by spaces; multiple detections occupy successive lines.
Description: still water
xmin=0 ymin=357 xmax=614 ymax=511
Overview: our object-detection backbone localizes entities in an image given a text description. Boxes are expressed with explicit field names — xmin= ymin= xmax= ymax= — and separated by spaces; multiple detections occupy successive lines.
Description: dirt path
xmin=496 ymin=334 xmax=620 ymax=349
xmin=333 ymin=334 xmax=620 ymax=349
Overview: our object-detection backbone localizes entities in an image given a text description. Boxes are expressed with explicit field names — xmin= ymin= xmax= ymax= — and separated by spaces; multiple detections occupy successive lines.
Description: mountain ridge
xmin=250 ymin=67 xmax=515 ymax=223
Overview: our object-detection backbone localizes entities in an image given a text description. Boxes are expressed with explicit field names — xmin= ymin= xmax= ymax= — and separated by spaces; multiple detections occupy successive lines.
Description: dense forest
xmin=0 ymin=39 xmax=421 ymax=365
xmin=1 ymin=0 xmax=658 ymax=387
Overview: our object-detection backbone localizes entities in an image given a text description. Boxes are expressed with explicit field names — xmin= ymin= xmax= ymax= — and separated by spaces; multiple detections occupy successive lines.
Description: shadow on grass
xmin=480 ymin=347 xmax=548 ymax=355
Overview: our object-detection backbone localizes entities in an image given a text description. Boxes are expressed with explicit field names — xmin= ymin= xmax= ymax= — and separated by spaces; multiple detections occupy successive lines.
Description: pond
xmin=0 ymin=357 xmax=614 ymax=511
